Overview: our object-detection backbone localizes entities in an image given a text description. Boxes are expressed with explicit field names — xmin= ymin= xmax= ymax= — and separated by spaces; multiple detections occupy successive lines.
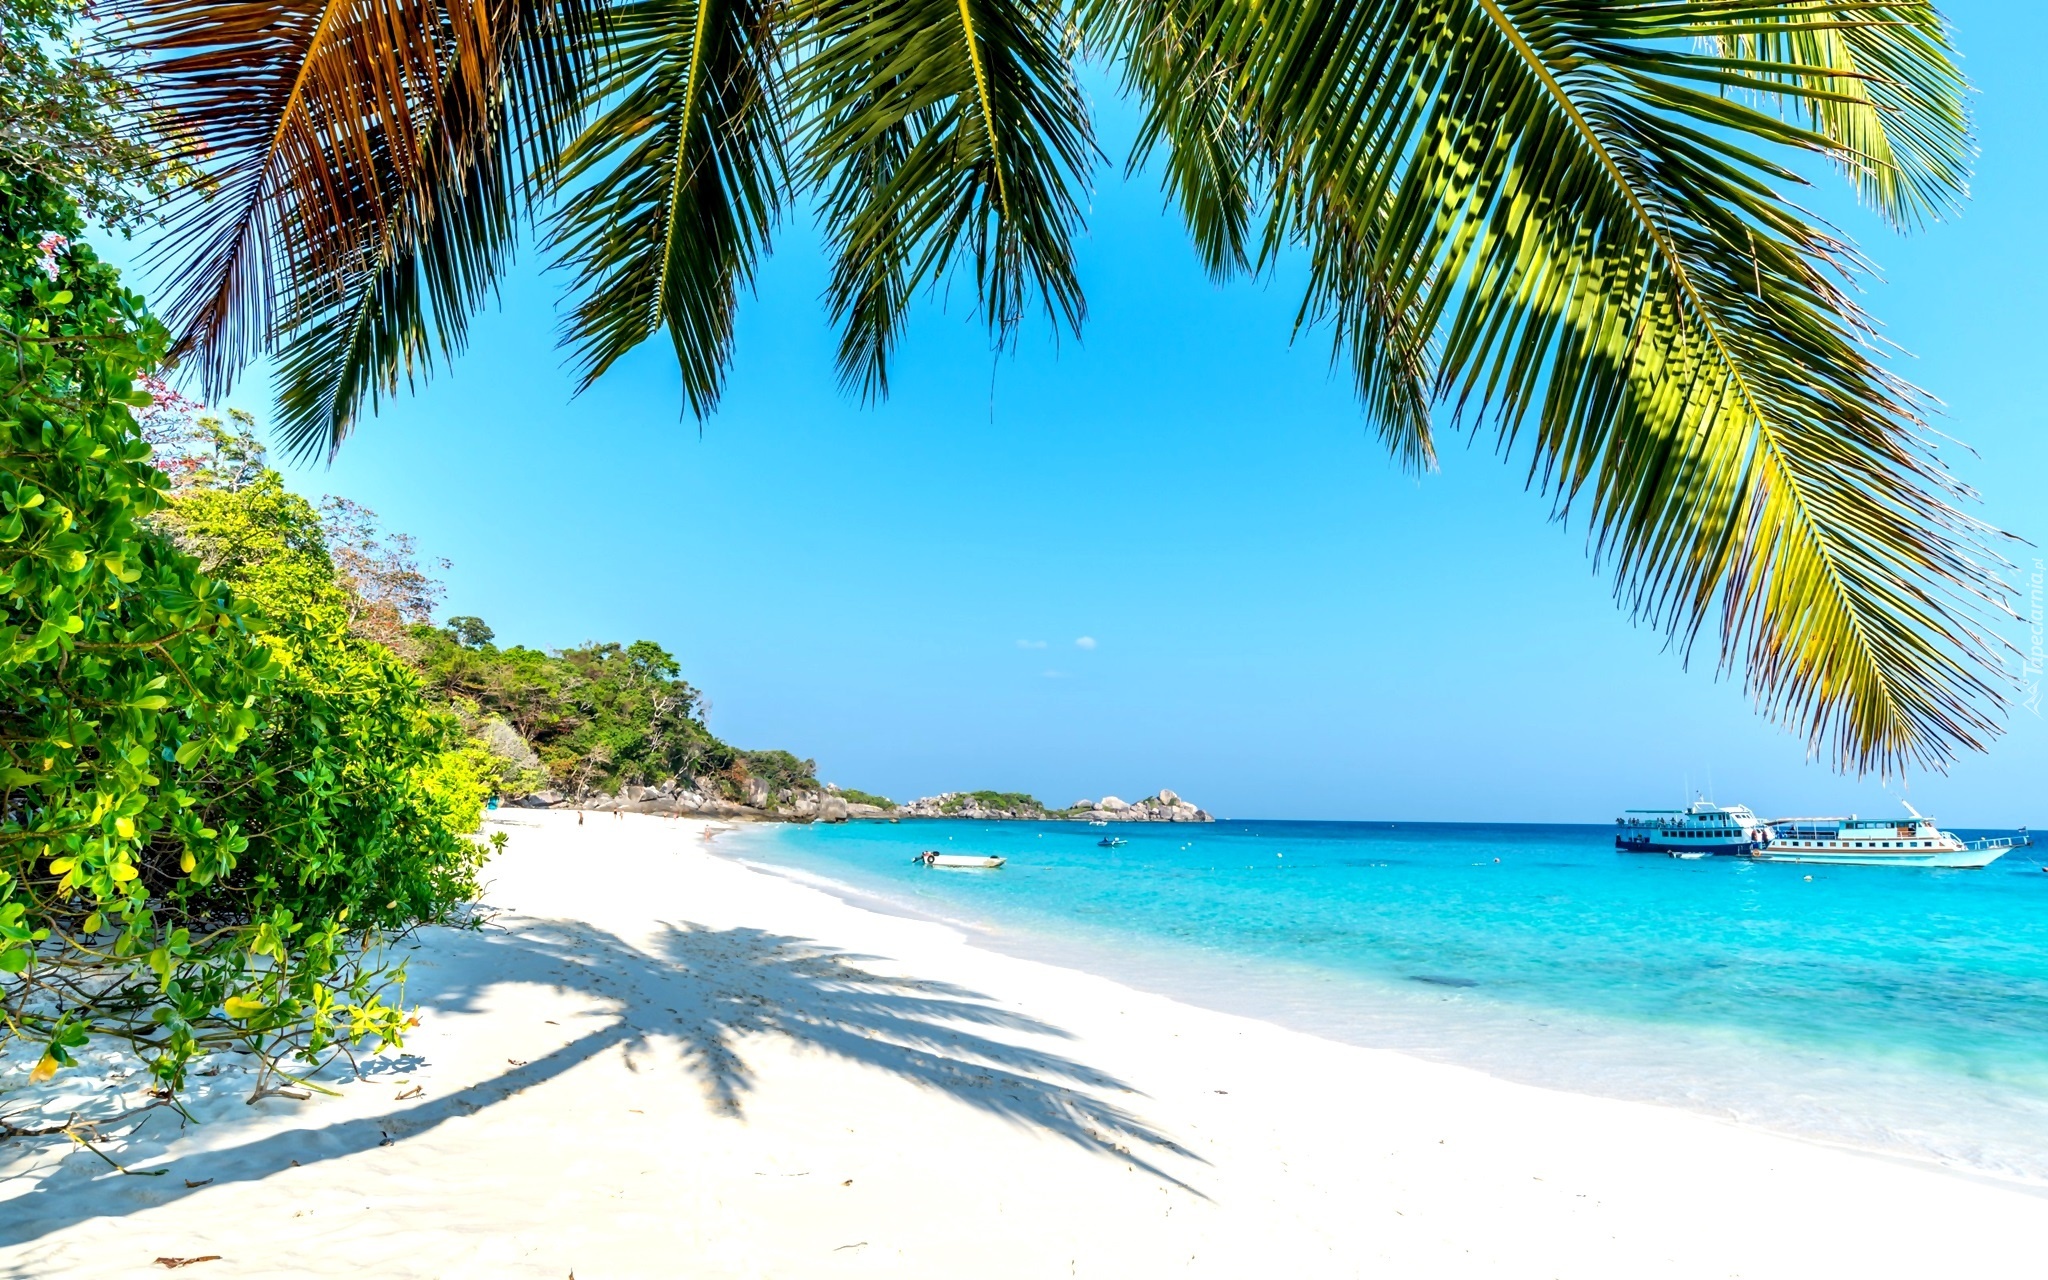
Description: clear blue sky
xmin=111 ymin=0 xmax=2046 ymax=823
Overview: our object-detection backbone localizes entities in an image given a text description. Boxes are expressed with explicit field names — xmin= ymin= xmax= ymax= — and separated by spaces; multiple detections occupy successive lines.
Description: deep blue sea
xmin=722 ymin=817 xmax=2048 ymax=1186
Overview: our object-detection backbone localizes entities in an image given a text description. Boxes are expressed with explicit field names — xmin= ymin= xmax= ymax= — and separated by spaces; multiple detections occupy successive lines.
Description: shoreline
xmin=6 ymin=809 xmax=2046 ymax=1276
xmin=716 ymin=818 xmax=2048 ymax=1195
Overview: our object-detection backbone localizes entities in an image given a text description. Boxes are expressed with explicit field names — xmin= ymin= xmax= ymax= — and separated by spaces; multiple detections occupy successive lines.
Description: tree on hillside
xmin=0 ymin=0 xmax=169 ymax=225
xmin=318 ymin=495 xmax=450 ymax=650
xmin=99 ymin=0 xmax=2016 ymax=774
xmin=447 ymin=615 xmax=496 ymax=648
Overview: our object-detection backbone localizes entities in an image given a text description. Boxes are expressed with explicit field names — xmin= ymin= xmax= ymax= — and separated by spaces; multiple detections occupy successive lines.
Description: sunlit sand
xmin=5 ymin=810 xmax=2042 ymax=1277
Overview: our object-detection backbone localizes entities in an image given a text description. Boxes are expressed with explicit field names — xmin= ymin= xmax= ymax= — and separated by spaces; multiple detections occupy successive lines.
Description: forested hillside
xmin=153 ymin=414 xmax=844 ymax=813
xmin=408 ymin=621 xmax=830 ymax=809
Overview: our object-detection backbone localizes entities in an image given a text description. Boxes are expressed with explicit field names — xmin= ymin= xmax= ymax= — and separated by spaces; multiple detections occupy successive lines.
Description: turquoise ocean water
xmin=722 ymin=817 xmax=2048 ymax=1186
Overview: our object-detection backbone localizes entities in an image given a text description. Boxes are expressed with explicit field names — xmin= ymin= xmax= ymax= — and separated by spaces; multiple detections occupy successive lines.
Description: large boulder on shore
xmin=1081 ymin=791 xmax=1211 ymax=822
xmin=479 ymin=718 xmax=542 ymax=776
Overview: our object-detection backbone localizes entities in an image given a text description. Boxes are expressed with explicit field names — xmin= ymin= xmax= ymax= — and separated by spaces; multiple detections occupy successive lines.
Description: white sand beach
xmin=4 ymin=809 xmax=2043 ymax=1278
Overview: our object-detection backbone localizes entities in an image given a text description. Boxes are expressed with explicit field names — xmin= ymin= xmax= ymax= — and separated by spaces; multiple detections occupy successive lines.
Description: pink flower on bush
xmin=35 ymin=232 xmax=69 ymax=282
xmin=133 ymin=374 xmax=210 ymax=483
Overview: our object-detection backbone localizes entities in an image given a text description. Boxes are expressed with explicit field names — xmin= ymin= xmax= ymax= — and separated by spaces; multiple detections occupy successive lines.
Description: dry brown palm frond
xmin=111 ymin=0 xmax=597 ymax=452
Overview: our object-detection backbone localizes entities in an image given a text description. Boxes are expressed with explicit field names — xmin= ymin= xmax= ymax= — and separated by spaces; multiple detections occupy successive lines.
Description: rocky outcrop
xmin=1064 ymin=791 xmax=1212 ymax=823
xmin=896 ymin=790 xmax=1214 ymax=823
xmin=896 ymin=793 xmax=1047 ymax=821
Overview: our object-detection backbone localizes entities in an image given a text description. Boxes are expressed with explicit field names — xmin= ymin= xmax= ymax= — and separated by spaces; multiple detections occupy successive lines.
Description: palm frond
xmin=1097 ymin=0 xmax=1260 ymax=280
xmin=792 ymin=0 xmax=1096 ymax=396
xmin=1294 ymin=197 xmax=1437 ymax=473
xmin=546 ymin=0 xmax=786 ymax=411
xmin=1705 ymin=1 xmax=1970 ymax=227
xmin=111 ymin=0 xmax=596 ymax=451
xmin=1107 ymin=0 xmax=2006 ymax=772
xmin=269 ymin=77 xmax=513 ymax=460
xmin=1097 ymin=0 xmax=1435 ymax=464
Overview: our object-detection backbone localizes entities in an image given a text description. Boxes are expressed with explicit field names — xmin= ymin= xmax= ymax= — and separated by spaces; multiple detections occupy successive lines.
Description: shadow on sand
xmin=0 ymin=911 xmax=1203 ymax=1252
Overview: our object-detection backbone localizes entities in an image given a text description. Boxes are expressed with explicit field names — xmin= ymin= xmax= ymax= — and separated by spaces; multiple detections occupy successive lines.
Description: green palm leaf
xmin=1098 ymin=0 xmax=1434 ymax=466
xmin=1706 ymin=1 xmax=1970 ymax=227
xmin=267 ymin=135 xmax=509 ymax=461
xmin=1292 ymin=196 xmax=1438 ymax=473
xmin=1104 ymin=0 xmax=1261 ymax=281
xmin=546 ymin=0 xmax=787 ymax=410
xmin=792 ymin=0 xmax=1096 ymax=396
xmin=108 ymin=0 xmax=2014 ymax=775
xmin=1109 ymin=0 xmax=2006 ymax=772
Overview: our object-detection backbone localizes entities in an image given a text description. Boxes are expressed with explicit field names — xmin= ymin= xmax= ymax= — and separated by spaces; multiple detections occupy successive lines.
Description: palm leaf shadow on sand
xmin=0 ymin=913 xmax=1204 ymax=1254
xmin=495 ymin=917 xmax=1205 ymax=1185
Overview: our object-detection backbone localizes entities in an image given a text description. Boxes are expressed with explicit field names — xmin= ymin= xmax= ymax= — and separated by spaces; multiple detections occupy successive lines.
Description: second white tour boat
xmin=1754 ymin=805 xmax=2026 ymax=869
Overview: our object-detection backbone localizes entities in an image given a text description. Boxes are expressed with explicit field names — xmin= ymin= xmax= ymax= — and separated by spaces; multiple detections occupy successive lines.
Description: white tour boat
xmin=1614 ymin=800 xmax=1772 ymax=856
xmin=1754 ymin=805 xmax=2027 ymax=869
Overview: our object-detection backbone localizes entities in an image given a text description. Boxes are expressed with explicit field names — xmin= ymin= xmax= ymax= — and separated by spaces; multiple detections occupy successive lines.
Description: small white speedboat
xmin=1670 ymin=851 xmax=1709 ymax=860
xmin=916 ymin=851 xmax=1005 ymax=869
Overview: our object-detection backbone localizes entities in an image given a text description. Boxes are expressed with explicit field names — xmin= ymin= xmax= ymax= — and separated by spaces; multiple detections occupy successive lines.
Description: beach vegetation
xmin=832 ymin=787 xmax=895 ymax=811
xmin=0 ymin=171 xmax=489 ymax=1103
xmin=407 ymin=620 xmax=852 ymax=807
xmin=95 ymin=0 xmax=2014 ymax=775
xmin=409 ymin=624 xmax=738 ymax=794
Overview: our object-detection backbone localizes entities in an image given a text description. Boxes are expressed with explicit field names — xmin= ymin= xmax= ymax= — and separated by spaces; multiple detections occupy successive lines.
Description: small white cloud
xmin=1042 ymin=669 xmax=1068 ymax=679
xmin=1074 ymin=636 xmax=1097 ymax=650
xmin=1017 ymin=639 xmax=1048 ymax=650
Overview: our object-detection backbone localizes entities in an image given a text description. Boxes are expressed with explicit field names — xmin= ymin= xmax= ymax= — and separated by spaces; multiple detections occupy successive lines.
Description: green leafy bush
xmin=153 ymin=467 xmax=493 ymax=932
xmin=1 ymin=171 xmax=486 ymax=1095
